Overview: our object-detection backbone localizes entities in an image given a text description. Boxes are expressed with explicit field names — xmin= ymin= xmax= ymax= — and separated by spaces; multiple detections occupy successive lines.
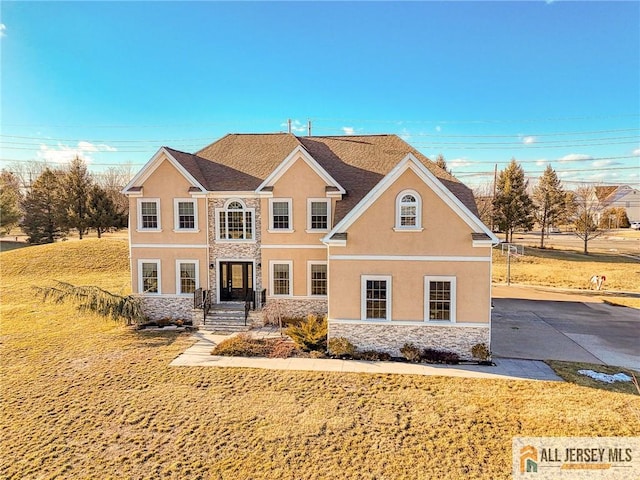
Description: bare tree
xmin=472 ymin=182 xmax=494 ymax=228
xmin=571 ymin=185 xmax=604 ymax=255
xmin=95 ymin=165 xmax=132 ymax=216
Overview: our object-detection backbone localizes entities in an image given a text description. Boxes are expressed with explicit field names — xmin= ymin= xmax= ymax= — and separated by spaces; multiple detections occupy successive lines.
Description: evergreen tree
xmin=88 ymin=184 xmax=126 ymax=238
xmin=20 ymin=169 xmax=67 ymax=244
xmin=434 ymin=154 xmax=449 ymax=173
xmin=532 ymin=165 xmax=565 ymax=248
xmin=598 ymin=207 xmax=630 ymax=229
xmin=0 ymin=170 xmax=22 ymax=235
xmin=492 ymin=159 xmax=534 ymax=243
xmin=61 ymin=157 xmax=93 ymax=239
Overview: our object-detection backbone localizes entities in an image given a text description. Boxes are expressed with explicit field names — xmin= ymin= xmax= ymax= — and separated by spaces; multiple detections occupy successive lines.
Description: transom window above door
xmin=216 ymin=199 xmax=254 ymax=241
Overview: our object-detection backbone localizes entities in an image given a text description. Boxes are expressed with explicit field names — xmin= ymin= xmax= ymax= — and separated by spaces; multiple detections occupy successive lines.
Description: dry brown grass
xmin=1 ymin=240 xmax=639 ymax=479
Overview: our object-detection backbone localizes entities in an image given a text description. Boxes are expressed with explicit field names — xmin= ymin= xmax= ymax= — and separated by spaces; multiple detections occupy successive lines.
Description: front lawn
xmin=1 ymin=240 xmax=639 ymax=479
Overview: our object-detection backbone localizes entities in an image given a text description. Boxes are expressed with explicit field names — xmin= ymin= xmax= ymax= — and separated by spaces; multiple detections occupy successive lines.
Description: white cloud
xmin=36 ymin=141 xmax=117 ymax=165
xmin=522 ymin=136 xmax=536 ymax=145
xmin=78 ymin=141 xmax=98 ymax=152
xmin=435 ymin=125 xmax=442 ymax=132
xmin=342 ymin=127 xmax=355 ymax=135
xmin=559 ymin=153 xmax=593 ymax=163
xmin=449 ymin=158 xmax=472 ymax=169
xmin=0 ymin=24 xmax=6 ymax=38
xmin=280 ymin=119 xmax=306 ymax=133
xmin=535 ymin=159 xmax=548 ymax=167
xmin=591 ymin=159 xmax=621 ymax=168
xmin=399 ymin=128 xmax=411 ymax=141
xmin=632 ymin=148 xmax=640 ymax=156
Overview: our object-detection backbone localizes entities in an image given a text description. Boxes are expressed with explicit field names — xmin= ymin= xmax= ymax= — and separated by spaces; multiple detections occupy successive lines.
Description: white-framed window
xmin=215 ymin=199 xmax=254 ymax=240
xmin=307 ymin=261 xmax=328 ymax=296
xmin=307 ymin=199 xmax=331 ymax=231
xmin=361 ymin=275 xmax=392 ymax=321
xmin=424 ymin=276 xmax=456 ymax=322
xmin=137 ymin=199 xmax=161 ymax=231
xmin=138 ymin=259 xmax=161 ymax=294
xmin=269 ymin=198 xmax=293 ymax=231
xmin=176 ymin=260 xmax=199 ymax=295
xmin=269 ymin=260 xmax=293 ymax=296
xmin=174 ymin=199 xmax=198 ymax=231
xmin=395 ymin=190 xmax=422 ymax=231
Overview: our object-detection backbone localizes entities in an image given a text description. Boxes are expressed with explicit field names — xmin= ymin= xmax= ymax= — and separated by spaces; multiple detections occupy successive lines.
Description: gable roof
xmin=594 ymin=186 xmax=619 ymax=202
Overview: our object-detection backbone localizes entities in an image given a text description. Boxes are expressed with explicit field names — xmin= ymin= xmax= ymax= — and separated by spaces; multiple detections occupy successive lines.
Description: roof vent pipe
xmin=307 ymin=119 xmax=311 ymax=136
xmin=287 ymin=119 xmax=292 ymax=134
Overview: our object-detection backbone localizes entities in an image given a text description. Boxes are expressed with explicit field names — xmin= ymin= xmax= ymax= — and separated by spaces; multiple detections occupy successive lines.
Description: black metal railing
xmin=194 ymin=288 xmax=211 ymax=324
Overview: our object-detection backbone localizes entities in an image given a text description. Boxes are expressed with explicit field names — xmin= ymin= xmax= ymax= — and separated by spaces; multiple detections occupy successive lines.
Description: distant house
xmin=122 ymin=133 xmax=498 ymax=358
xmin=594 ymin=185 xmax=640 ymax=223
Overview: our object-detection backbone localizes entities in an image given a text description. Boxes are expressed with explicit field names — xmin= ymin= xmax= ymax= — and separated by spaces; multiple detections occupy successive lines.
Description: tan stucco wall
xmin=129 ymin=157 xmax=207 ymax=246
xmin=130 ymin=246 xmax=208 ymax=295
xmin=261 ymin=155 xmax=337 ymax=246
xmin=328 ymin=258 xmax=490 ymax=323
xmin=261 ymin=247 xmax=328 ymax=297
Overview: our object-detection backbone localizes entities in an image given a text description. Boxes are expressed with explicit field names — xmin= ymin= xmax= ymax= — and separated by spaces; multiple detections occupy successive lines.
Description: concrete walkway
xmin=169 ymin=330 xmax=562 ymax=382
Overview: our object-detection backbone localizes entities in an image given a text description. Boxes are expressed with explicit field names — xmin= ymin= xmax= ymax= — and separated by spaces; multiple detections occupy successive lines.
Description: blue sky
xmin=1 ymin=1 xmax=638 ymax=188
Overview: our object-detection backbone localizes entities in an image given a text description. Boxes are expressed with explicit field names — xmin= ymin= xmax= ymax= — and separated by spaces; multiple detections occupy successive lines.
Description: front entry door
xmin=219 ymin=262 xmax=253 ymax=301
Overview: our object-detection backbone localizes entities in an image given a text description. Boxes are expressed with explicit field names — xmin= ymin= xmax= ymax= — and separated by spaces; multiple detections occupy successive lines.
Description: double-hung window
xmin=361 ymin=275 xmax=391 ymax=321
xmin=216 ymin=200 xmax=254 ymax=240
xmin=425 ymin=276 xmax=456 ymax=322
xmin=174 ymin=199 xmax=198 ymax=231
xmin=269 ymin=199 xmax=292 ymax=231
xmin=308 ymin=262 xmax=327 ymax=296
xmin=176 ymin=261 xmax=198 ymax=295
xmin=307 ymin=199 xmax=330 ymax=231
xmin=270 ymin=261 xmax=292 ymax=296
xmin=138 ymin=199 xmax=160 ymax=231
xmin=139 ymin=260 xmax=161 ymax=294
xmin=395 ymin=190 xmax=422 ymax=231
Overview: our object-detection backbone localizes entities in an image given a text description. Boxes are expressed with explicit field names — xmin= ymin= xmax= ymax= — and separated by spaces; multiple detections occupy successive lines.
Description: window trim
xmin=424 ymin=276 xmax=457 ymax=323
xmin=173 ymin=198 xmax=199 ymax=232
xmin=175 ymin=260 xmax=199 ymax=296
xmin=307 ymin=261 xmax=328 ymax=297
xmin=361 ymin=275 xmax=392 ymax=321
xmin=306 ymin=198 xmax=331 ymax=232
xmin=138 ymin=259 xmax=161 ymax=295
xmin=268 ymin=198 xmax=293 ymax=232
xmin=269 ymin=260 xmax=293 ymax=297
xmin=394 ymin=189 xmax=423 ymax=232
xmin=214 ymin=198 xmax=255 ymax=242
xmin=137 ymin=198 xmax=161 ymax=232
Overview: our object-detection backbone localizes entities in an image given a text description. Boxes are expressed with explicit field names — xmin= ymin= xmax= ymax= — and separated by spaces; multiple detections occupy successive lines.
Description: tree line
xmin=0 ymin=157 xmax=128 ymax=243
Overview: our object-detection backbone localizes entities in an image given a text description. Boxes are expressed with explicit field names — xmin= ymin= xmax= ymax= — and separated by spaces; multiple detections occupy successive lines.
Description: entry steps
xmin=200 ymin=302 xmax=254 ymax=333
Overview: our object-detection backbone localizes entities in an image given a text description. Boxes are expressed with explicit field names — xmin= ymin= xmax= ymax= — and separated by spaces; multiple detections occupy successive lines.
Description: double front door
xmin=219 ymin=262 xmax=253 ymax=302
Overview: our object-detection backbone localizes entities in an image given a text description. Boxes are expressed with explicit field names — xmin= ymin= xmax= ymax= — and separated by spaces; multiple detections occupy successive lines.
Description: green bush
xmin=422 ymin=348 xmax=460 ymax=364
xmin=212 ymin=333 xmax=269 ymax=357
xmin=400 ymin=343 xmax=421 ymax=363
xmin=471 ymin=343 xmax=491 ymax=362
xmin=285 ymin=314 xmax=327 ymax=352
xmin=328 ymin=337 xmax=356 ymax=358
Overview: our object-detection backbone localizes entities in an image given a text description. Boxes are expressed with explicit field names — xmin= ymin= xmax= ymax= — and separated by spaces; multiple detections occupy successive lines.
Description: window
xmin=138 ymin=260 xmax=161 ymax=294
xmin=176 ymin=261 xmax=198 ymax=294
xmin=308 ymin=262 xmax=327 ymax=296
xmin=395 ymin=190 xmax=422 ymax=230
xmin=269 ymin=199 xmax=292 ymax=231
xmin=137 ymin=199 xmax=160 ymax=230
xmin=270 ymin=261 xmax=292 ymax=296
xmin=307 ymin=199 xmax=330 ymax=231
xmin=174 ymin=199 xmax=198 ymax=231
xmin=216 ymin=199 xmax=254 ymax=240
xmin=425 ymin=276 xmax=456 ymax=322
xmin=361 ymin=275 xmax=391 ymax=321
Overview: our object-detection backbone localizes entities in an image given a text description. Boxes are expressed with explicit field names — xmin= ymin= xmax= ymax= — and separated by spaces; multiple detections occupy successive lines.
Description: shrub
xmin=400 ymin=343 xmax=421 ymax=363
xmin=471 ymin=343 xmax=491 ymax=362
xmin=267 ymin=339 xmax=299 ymax=358
xmin=211 ymin=333 xmax=268 ymax=357
xmin=422 ymin=348 xmax=461 ymax=364
xmin=285 ymin=314 xmax=327 ymax=352
xmin=328 ymin=337 xmax=356 ymax=358
xmin=356 ymin=350 xmax=392 ymax=361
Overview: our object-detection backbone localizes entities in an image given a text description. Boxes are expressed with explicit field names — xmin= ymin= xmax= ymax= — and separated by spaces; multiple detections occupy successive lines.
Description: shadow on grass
xmin=131 ymin=329 xmax=188 ymax=347
xmin=546 ymin=360 xmax=640 ymax=396
xmin=524 ymin=247 xmax=639 ymax=264
xmin=0 ymin=241 xmax=30 ymax=252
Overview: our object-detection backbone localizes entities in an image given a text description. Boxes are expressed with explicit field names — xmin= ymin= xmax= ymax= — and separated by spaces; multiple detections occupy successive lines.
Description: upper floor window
xmin=395 ymin=190 xmax=422 ymax=231
xmin=269 ymin=199 xmax=292 ymax=232
xmin=216 ymin=199 xmax=254 ymax=240
xmin=174 ymin=199 xmax=198 ymax=231
xmin=307 ymin=199 xmax=330 ymax=231
xmin=137 ymin=199 xmax=161 ymax=231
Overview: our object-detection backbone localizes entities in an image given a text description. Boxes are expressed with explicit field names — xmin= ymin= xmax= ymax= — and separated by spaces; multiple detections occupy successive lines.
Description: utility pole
xmin=491 ymin=163 xmax=497 ymax=232
xmin=307 ymin=119 xmax=312 ymax=136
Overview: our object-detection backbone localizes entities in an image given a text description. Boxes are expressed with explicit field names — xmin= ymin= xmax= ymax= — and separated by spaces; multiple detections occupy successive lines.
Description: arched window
xmin=395 ymin=190 xmax=422 ymax=230
xmin=217 ymin=199 xmax=254 ymax=240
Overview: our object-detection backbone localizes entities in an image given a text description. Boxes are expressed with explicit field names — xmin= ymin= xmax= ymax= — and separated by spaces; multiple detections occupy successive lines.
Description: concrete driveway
xmin=491 ymin=285 xmax=640 ymax=371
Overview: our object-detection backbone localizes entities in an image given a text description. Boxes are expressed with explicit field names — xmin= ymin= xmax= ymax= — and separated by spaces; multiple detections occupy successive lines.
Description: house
xmin=122 ymin=133 xmax=499 ymax=357
xmin=594 ymin=185 xmax=640 ymax=223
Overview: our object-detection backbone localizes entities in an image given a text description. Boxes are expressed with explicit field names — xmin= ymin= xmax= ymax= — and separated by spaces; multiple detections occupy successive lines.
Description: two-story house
xmin=123 ymin=133 xmax=498 ymax=357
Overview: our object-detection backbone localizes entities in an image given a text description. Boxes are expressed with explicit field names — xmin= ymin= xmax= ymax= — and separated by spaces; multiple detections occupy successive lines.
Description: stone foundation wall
xmin=139 ymin=296 xmax=194 ymax=322
xmin=261 ymin=298 xmax=328 ymax=324
xmin=328 ymin=322 xmax=490 ymax=360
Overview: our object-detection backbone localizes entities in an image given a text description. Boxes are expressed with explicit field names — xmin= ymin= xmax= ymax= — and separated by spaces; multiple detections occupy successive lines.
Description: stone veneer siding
xmin=328 ymin=322 xmax=490 ymax=360
xmin=208 ymin=198 xmax=263 ymax=304
xmin=140 ymin=296 xmax=194 ymax=321
xmin=262 ymin=298 xmax=328 ymax=323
